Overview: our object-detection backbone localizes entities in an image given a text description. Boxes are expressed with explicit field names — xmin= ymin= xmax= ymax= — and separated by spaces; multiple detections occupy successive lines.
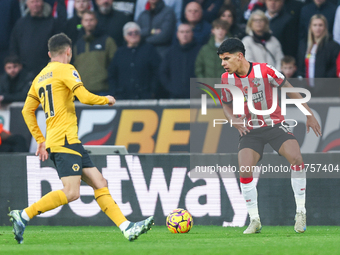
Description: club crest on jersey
xmin=72 ymin=164 xmax=80 ymax=172
xmin=252 ymin=78 xmax=261 ymax=87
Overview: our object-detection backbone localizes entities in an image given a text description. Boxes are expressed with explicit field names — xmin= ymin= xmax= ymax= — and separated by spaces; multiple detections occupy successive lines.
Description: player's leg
xmin=23 ymin=175 xmax=80 ymax=220
xmin=278 ymin=139 xmax=306 ymax=233
xmin=8 ymin=149 xmax=84 ymax=244
xmin=22 ymin=149 xmax=85 ymax=221
xmin=82 ymin=166 xmax=153 ymax=241
xmin=239 ymin=148 xmax=262 ymax=234
xmin=81 ymin=167 xmax=128 ymax=227
xmin=8 ymin=175 xmax=81 ymax=244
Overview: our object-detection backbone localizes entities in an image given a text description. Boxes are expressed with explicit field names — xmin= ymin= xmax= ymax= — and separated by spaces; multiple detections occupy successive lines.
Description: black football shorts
xmin=238 ymin=123 xmax=297 ymax=160
xmin=49 ymin=143 xmax=94 ymax=178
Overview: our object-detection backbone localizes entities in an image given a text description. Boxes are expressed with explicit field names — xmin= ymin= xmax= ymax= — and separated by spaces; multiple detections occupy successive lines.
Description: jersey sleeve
xmin=266 ymin=64 xmax=286 ymax=87
xmin=62 ymin=65 xmax=83 ymax=92
xmin=27 ymin=80 xmax=40 ymax=102
xmin=22 ymin=89 xmax=46 ymax=144
xmin=73 ymin=85 xmax=109 ymax=105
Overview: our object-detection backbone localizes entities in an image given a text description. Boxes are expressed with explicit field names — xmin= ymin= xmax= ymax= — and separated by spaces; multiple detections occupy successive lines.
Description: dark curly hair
xmin=216 ymin=38 xmax=245 ymax=56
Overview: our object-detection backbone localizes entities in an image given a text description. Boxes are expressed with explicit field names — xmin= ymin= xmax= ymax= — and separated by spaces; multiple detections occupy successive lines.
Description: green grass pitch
xmin=0 ymin=225 xmax=339 ymax=255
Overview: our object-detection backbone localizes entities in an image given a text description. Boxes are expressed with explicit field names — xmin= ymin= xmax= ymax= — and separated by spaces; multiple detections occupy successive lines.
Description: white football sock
xmin=291 ymin=168 xmax=306 ymax=214
xmin=21 ymin=210 xmax=30 ymax=222
xmin=241 ymin=180 xmax=259 ymax=220
xmin=119 ymin=220 xmax=131 ymax=231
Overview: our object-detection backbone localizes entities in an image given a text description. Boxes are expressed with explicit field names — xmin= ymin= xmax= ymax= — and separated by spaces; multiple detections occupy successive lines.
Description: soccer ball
xmin=166 ymin=208 xmax=193 ymax=233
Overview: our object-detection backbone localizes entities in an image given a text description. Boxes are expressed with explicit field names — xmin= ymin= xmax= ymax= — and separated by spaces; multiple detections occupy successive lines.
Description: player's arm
xmin=22 ymin=95 xmax=49 ymax=161
xmin=281 ymin=80 xmax=322 ymax=137
xmin=222 ymin=103 xmax=249 ymax=136
xmin=73 ymin=85 xmax=115 ymax=106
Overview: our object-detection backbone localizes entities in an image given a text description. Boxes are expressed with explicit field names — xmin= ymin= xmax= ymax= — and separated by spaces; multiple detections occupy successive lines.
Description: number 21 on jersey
xmin=39 ymin=84 xmax=55 ymax=118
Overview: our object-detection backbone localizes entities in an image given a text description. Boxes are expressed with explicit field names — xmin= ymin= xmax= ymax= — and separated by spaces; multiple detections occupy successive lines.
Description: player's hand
xmin=232 ymin=115 xmax=250 ymax=136
xmin=36 ymin=142 xmax=49 ymax=161
xmin=306 ymin=115 xmax=322 ymax=137
xmin=105 ymin=95 xmax=116 ymax=106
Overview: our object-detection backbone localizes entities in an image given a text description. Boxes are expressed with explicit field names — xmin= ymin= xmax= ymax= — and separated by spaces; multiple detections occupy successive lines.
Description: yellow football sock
xmin=24 ymin=190 xmax=68 ymax=219
xmin=95 ymin=187 xmax=127 ymax=226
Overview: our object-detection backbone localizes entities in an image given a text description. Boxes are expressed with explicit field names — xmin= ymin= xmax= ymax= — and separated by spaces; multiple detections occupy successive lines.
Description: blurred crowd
xmin=1 ymin=0 xmax=340 ymax=104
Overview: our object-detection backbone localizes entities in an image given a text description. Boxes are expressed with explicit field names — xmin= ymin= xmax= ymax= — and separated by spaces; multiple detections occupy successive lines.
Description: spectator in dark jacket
xmin=299 ymin=0 xmax=336 ymax=41
xmin=134 ymin=0 xmax=182 ymax=26
xmin=0 ymin=56 xmax=33 ymax=105
xmin=283 ymin=0 xmax=303 ymax=24
xmin=182 ymin=0 xmax=224 ymax=23
xmin=160 ymin=23 xmax=201 ymax=98
xmin=244 ymin=0 xmax=303 ymax=25
xmin=137 ymin=0 xmax=176 ymax=58
xmin=219 ymin=4 xmax=246 ymax=39
xmin=9 ymin=0 xmax=60 ymax=76
xmin=95 ymin=0 xmax=131 ymax=47
xmin=297 ymin=14 xmax=340 ymax=97
xmin=73 ymin=10 xmax=117 ymax=94
xmin=0 ymin=0 xmax=21 ymax=75
xmin=108 ymin=22 xmax=161 ymax=99
xmin=200 ymin=0 xmax=225 ymax=23
xmin=63 ymin=0 xmax=92 ymax=44
xmin=184 ymin=1 xmax=212 ymax=45
xmin=265 ymin=0 xmax=298 ymax=58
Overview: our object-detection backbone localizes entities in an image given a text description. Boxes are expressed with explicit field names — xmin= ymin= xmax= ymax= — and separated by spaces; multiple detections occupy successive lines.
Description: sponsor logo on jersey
xmin=73 ymin=70 xmax=81 ymax=82
xmin=244 ymin=91 xmax=263 ymax=103
xmin=73 ymin=70 xmax=79 ymax=79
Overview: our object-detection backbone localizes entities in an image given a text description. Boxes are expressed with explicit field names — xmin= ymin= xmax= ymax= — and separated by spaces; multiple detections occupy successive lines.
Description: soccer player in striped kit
xmin=218 ymin=38 xmax=322 ymax=234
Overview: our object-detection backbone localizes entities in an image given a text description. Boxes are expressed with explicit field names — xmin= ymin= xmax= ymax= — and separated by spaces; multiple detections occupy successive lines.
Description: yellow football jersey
xmin=23 ymin=61 xmax=109 ymax=149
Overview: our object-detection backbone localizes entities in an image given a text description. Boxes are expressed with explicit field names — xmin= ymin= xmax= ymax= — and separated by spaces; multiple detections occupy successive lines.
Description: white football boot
xmin=294 ymin=212 xmax=306 ymax=233
xmin=243 ymin=218 xmax=262 ymax=234
xmin=122 ymin=216 xmax=154 ymax=241
xmin=8 ymin=210 xmax=27 ymax=244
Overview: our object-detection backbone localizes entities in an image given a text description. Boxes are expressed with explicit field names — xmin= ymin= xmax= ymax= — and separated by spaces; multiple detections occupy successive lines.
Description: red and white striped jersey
xmin=221 ymin=62 xmax=286 ymax=130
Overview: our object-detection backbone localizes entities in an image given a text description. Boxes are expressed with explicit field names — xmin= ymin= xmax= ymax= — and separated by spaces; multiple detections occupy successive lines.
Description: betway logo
xmin=26 ymin=155 xmax=259 ymax=227
xmin=245 ymin=90 xmax=264 ymax=103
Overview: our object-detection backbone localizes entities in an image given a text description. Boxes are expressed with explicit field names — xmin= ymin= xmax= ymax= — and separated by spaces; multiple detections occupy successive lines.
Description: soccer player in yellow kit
xmin=8 ymin=33 xmax=153 ymax=244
